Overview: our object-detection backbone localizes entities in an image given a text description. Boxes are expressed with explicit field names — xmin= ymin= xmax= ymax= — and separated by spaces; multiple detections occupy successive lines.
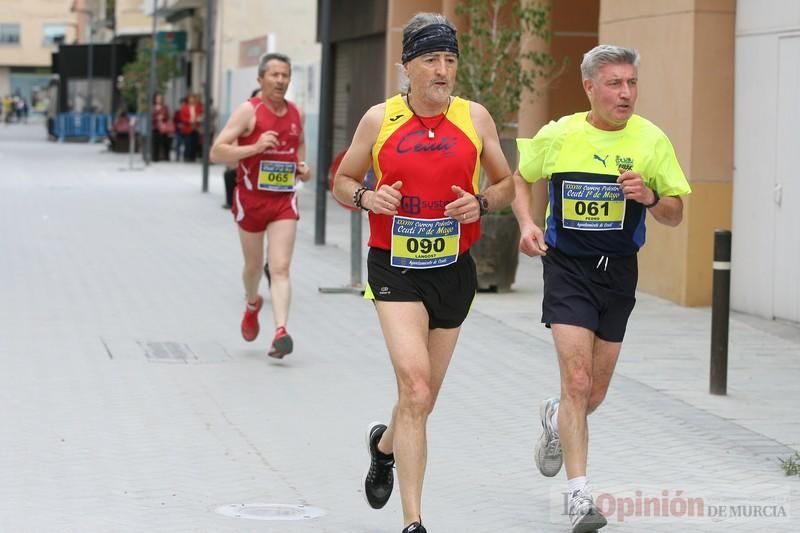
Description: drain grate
xmin=215 ymin=503 xmax=326 ymax=521
xmin=145 ymin=341 xmax=194 ymax=361
xmin=100 ymin=338 xmax=231 ymax=364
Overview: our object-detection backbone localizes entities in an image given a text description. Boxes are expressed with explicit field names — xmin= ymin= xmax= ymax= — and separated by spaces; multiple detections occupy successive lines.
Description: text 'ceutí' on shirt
xmin=517 ymin=112 xmax=691 ymax=257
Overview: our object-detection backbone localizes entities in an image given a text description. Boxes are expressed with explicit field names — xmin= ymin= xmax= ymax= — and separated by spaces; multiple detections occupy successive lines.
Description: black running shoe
xmin=364 ymin=421 xmax=394 ymax=509
xmin=402 ymin=521 xmax=426 ymax=533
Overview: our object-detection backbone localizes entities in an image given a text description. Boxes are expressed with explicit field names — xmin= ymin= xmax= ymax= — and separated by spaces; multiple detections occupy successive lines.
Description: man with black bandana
xmin=512 ymin=45 xmax=691 ymax=533
xmin=333 ymin=12 xmax=514 ymax=533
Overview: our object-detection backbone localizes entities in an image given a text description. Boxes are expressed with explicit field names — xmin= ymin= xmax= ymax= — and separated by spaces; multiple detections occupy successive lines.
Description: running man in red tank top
xmin=333 ymin=13 xmax=515 ymax=533
xmin=211 ymin=53 xmax=312 ymax=359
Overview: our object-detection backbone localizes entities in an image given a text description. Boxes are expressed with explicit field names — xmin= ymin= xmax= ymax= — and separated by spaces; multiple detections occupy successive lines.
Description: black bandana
xmin=401 ymin=24 xmax=459 ymax=64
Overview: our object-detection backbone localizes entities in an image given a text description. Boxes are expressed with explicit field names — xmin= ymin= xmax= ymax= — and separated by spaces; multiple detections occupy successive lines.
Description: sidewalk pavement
xmin=0 ymin=121 xmax=798 ymax=532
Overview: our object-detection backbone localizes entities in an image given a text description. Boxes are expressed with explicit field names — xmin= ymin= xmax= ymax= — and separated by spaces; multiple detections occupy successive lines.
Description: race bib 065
xmin=258 ymin=160 xmax=296 ymax=192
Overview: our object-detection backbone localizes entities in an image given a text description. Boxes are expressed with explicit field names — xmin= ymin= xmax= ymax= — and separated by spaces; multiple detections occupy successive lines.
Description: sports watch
xmin=475 ymin=194 xmax=489 ymax=217
xmin=643 ymin=189 xmax=660 ymax=209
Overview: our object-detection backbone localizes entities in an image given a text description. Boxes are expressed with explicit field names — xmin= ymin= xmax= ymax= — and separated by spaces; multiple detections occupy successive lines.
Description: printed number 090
xmin=406 ymin=238 xmax=446 ymax=254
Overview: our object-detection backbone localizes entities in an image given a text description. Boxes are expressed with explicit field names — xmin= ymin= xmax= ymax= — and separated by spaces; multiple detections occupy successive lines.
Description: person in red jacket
xmin=172 ymin=97 xmax=186 ymax=161
xmin=151 ymin=92 xmax=172 ymax=162
xmin=210 ymin=53 xmax=311 ymax=359
xmin=179 ymin=93 xmax=203 ymax=161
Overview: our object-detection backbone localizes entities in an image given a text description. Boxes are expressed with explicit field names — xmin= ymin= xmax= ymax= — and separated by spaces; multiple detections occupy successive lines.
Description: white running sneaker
xmin=568 ymin=486 xmax=607 ymax=533
xmin=535 ymin=397 xmax=563 ymax=477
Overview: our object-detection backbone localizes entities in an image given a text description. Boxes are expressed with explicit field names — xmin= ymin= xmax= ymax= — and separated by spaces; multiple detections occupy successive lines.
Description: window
xmin=0 ymin=23 xmax=20 ymax=45
xmin=43 ymin=24 xmax=67 ymax=47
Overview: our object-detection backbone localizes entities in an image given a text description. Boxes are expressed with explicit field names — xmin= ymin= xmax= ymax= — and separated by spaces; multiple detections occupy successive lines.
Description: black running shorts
xmin=367 ymin=247 xmax=477 ymax=329
xmin=541 ymin=246 xmax=638 ymax=342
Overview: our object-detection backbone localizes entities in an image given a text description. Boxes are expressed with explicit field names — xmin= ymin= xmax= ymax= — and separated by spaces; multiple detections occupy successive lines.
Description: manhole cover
xmin=215 ymin=503 xmax=326 ymax=521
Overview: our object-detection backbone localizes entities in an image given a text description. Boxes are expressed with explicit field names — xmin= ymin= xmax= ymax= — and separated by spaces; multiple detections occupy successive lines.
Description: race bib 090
xmin=390 ymin=216 xmax=460 ymax=269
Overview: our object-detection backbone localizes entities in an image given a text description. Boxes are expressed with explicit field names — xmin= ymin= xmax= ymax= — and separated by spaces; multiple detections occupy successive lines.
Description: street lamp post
xmin=71 ymin=5 xmax=96 ymax=140
xmin=201 ymin=0 xmax=215 ymax=192
xmin=87 ymin=18 xmax=95 ymax=141
xmin=145 ymin=0 xmax=158 ymax=165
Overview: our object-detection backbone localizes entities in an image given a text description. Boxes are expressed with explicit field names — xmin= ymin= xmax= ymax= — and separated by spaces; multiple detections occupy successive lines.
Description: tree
xmin=454 ymin=0 xmax=559 ymax=292
xmin=119 ymin=43 xmax=181 ymax=112
xmin=455 ymin=0 xmax=555 ymax=133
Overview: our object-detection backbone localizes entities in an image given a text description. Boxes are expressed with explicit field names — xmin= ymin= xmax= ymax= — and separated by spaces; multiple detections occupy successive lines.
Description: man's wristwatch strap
xmin=475 ymin=194 xmax=489 ymax=217
xmin=644 ymin=189 xmax=660 ymax=209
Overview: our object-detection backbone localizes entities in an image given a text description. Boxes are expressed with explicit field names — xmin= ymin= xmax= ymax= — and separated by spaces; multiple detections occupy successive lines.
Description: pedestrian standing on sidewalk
xmin=180 ymin=93 xmax=203 ymax=162
xmin=511 ymin=44 xmax=691 ymax=533
xmin=333 ymin=13 xmax=514 ymax=533
xmin=173 ymin=97 xmax=187 ymax=161
xmin=210 ymin=52 xmax=311 ymax=358
xmin=151 ymin=92 xmax=172 ymax=162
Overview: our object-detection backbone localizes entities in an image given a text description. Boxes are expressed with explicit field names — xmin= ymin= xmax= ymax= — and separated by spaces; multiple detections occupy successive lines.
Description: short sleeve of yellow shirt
xmin=516 ymin=118 xmax=565 ymax=184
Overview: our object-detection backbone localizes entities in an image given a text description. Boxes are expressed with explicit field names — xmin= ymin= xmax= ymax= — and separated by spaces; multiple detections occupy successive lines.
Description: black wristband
xmin=643 ymin=189 xmax=660 ymax=209
xmin=358 ymin=189 xmax=370 ymax=211
xmin=352 ymin=186 xmax=364 ymax=208
xmin=353 ymin=186 xmax=370 ymax=211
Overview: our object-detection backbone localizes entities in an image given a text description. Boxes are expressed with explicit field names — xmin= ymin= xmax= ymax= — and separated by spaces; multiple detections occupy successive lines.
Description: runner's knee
xmin=267 ymin=262 xmax=290 ymax=280
xmin=587 ymin=386 xmax=609 ymax=413
xmin=563 ymin=367 xmax=592 ymax=403
xmin=397 ymin=377 xmax=434 ymax=417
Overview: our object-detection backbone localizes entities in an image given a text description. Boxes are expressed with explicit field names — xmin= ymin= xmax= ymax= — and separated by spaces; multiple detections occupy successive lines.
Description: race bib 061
xmin=561 ymin=181 xmax=625 ymax=231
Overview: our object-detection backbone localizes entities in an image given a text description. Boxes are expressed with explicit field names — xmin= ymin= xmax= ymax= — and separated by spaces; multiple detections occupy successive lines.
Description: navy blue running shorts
xmin=541 ymin=246 xmax=638 ymax=342
xmin=367 ymin=247 xmax=477 ymax=329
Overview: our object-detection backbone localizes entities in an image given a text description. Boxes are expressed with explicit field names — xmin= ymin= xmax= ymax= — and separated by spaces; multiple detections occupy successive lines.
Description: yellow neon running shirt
xmin=517 ymin=112 xmax=690 ymax=256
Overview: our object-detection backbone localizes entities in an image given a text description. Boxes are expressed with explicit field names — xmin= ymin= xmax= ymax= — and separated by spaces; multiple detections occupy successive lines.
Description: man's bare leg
xmin=265 ymin=219 xmax=297 ymax=328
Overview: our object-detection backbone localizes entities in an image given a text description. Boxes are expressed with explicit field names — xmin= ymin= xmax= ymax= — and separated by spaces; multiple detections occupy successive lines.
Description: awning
xmin=155 ymin=0 xmax=203 ymax=23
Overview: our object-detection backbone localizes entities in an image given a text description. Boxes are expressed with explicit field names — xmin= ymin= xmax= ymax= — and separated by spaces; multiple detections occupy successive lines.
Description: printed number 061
xmin=574 ymin=201 xmax=609 ymax=216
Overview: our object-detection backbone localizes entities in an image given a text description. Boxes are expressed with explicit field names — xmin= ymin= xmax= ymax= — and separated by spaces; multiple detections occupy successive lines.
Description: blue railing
xmin=54 ymin=113 xmax=112 ymax=142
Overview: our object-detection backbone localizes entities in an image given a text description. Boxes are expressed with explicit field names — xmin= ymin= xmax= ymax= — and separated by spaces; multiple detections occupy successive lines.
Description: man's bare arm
xmin=210 ymin=103 xmax=266 ymax=165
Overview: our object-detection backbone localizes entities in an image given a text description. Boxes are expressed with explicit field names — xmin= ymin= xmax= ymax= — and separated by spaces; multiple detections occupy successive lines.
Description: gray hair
xmin=258 ymin=52 xmax=291 ymax=77
xmin=402 ymin=12 xmax=455 ymax=42
xmin=580 ymin=45 xmax=639 ymax=81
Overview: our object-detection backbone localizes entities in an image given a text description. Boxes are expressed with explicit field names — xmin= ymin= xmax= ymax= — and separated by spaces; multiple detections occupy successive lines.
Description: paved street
xmin=0 ymin=120 xmax=798 ymax=532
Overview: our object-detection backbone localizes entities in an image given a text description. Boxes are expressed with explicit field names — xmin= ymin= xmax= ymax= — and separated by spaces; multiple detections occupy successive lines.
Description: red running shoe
xmin=241 ymin=295 xmax=263 ymax=342
xmin=268 ymin=326 xmax=293 ymax=359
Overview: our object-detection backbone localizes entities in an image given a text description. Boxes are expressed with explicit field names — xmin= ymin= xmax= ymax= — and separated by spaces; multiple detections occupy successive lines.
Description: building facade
xmin=732 ymin=0 xmax=800 ymax=322
xmin=0 ymin=0 xmax=76 ymax=110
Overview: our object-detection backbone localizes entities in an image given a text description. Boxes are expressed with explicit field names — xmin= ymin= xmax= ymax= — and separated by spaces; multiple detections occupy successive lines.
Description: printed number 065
xmin=268 ymin=173 xmax=289 ymax=182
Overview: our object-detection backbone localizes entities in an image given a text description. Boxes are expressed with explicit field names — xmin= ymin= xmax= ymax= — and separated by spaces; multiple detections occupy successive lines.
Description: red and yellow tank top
xmin=369 ymin=94 xmax=482 ymax=255
xmin=237 ymin=96 xmax=303 ymax=195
